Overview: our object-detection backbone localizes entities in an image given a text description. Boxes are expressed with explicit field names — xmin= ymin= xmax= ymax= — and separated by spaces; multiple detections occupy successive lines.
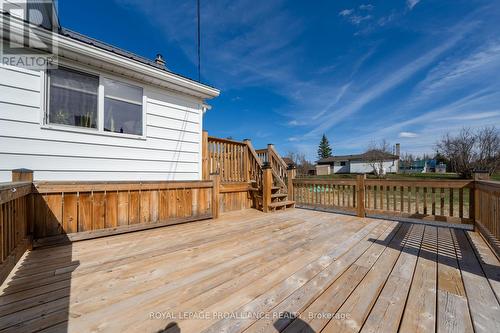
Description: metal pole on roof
xmin=197 ymin=0 xmax=201 ymax=82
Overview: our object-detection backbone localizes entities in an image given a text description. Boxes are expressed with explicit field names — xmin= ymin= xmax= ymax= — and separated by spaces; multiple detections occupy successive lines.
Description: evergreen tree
xmin=317 ymin=134 xmax=332 ymax=160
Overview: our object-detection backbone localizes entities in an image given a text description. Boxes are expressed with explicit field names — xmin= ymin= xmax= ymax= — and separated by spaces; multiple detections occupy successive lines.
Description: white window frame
xmin=42 ymin=61 xmax=147 ymax=140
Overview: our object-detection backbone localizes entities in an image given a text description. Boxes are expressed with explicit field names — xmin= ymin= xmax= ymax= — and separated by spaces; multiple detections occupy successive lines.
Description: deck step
xmin=255 ymin=193 xmax=288 ymax=199
xmin=268 ymin=200 xmax=295 ymax=209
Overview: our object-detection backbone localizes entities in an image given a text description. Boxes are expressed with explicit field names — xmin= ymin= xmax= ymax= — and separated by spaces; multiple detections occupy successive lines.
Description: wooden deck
xmin=0 ymin=208 xmax=499 ymax=333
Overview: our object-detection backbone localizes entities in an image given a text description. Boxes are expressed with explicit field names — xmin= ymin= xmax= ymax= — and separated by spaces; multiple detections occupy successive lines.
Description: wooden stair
xmin=247 ymin=145 xmax=295 ymax=212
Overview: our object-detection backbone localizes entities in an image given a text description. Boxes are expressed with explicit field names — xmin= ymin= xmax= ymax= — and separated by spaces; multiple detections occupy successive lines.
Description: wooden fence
xmin=0 ymin=182 xmax=32 ymax=283
xmin=31 ymin=181 xmax=213 ymax=245
xmin=293 ymin=177 xmax=474 ymax=223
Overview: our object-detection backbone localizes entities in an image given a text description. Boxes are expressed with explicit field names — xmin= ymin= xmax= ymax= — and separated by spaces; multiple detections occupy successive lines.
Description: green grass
xmin=298 ymin=172 xmax=500 ymax=181
xmin=298 ymin=172 xmax=463 ymax=180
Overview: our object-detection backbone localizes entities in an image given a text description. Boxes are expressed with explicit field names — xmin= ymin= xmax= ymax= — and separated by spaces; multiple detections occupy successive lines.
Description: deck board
xmin=0 ymin=208 xmax=499 ymax=333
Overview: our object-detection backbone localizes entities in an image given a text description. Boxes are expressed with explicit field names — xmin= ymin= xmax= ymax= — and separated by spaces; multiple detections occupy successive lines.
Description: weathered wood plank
xmin=399 ymin=226 xmax=438 ymax=332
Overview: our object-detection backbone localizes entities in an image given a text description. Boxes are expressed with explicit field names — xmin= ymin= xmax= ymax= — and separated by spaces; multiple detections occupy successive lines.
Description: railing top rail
xmin=268 ymin=145 xmax=289 ymax=171
xmin=245 ymin=142 xmax=263 ymax=168
xmin=0 ymin=181 xmax=32 ymax=191
xmin=293 ymin=178 xmax=357 ymax=186
xmin=34 ymin=180 xmax=214 ymax=193
xmin=475 ymin=180 xmax=500 ymax=192
xmin=207 ymin=136 xmax=247 ymax=146
xmin=0 ymin=181 xmax=32 ymax=205
xmin=364 ymin=179 xmax=474 ymax=187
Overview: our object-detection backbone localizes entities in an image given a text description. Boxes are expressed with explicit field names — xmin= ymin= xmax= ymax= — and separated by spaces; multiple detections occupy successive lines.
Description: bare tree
xmin=436 ymin=127 xmax=500 ymax=178
xmin=285 ymin=152 xmax=314 ymax=176
xmin=476 ymin=126 xmax=500 ymax=174
xmin=365 ymin=140 xmax=392 ymax=178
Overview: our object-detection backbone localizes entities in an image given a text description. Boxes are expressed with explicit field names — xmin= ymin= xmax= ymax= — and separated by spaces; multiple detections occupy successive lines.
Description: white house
xmin=0 ymin=1 xmax=219 ymax=182
xmin=317 ymin=150 xmax=400 ymax=175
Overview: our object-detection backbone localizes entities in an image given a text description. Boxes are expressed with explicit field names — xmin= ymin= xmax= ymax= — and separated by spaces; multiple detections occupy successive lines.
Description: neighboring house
xmin=317 ymin=150 xmax=400 ymax=174
xmin=0 ymin=2 xmax=219 ymax=182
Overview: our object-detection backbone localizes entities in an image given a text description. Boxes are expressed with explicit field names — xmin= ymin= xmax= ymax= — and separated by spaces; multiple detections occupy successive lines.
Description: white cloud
xmin=399 ymin=131 xmax=418 ymax=138
xmin=407 ymin=0 xmax=421 ymax=10
xmin=349 ymin=15 xmax=372 ymax=25
xmin=339 ymin=9 xmax=354 ymax=17
xmin=414 ymin=41 xmax=500 ymax=102
xmin=306 ymin=22 xmax=473 ymax=137
xmin=359 ymin=4 xmax=374 ymax=11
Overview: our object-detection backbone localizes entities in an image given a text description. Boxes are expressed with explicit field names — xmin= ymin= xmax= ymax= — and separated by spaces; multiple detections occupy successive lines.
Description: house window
xmin=103 ymin=78 xmax=143 ymax=135
xmin=47 ymin=67 xmax=99 ymax=128
xmin=340 ymin=161 xmax=346 ymax=166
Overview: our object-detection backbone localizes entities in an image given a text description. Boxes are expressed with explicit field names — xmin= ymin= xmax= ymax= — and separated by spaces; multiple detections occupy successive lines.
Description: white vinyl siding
xmin=349 ymin=160 xmax=399 ymax=174
xmin=0 ymin=64 xmax=204 ymax=181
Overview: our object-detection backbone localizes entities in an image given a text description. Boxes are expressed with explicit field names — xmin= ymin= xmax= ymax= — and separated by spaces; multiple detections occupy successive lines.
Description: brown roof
xmin=317 ymin=150 xmax=399 ymax=164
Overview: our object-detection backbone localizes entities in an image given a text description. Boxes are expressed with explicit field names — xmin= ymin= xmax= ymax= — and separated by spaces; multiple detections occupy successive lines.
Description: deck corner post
xmin=12 ymin=168 xmax=33 ymax=182
xmin=202 ymin=131 xmax=209 ymax=180
xmin=287 ymin=166 xmax=296 ymax=201
xmin=210 ymin=173 xmax=220 ymax=219
xmin=471 ymin=171 xmax=489 ymax=228
xmin=356 ymin=174 xmax=366 ymax=217
xmin=263 ymin=163 xmax=273 ymax=213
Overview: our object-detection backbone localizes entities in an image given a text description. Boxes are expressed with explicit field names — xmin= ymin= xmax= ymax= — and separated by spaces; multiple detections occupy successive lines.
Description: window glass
xmin=48 ymin=68 xmax=99 ymax=128
xmin=103 ymin=79 xmax=143 ymax=135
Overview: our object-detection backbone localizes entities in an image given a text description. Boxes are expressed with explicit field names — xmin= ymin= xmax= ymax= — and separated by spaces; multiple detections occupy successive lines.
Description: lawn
xmin=298 ymin=172 xmax=500 ymax=181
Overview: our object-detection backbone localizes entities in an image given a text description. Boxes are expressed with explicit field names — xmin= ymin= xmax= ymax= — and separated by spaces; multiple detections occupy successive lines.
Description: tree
xmin=285 ymin=151 xmax=314 ymax=176
xmin=365 ymin=140 xmax=392 ymax=178
xmin=436 ymin=126 xmax=500 ymax=178
xmin=317 ymin=134 xmax=332 ymax=160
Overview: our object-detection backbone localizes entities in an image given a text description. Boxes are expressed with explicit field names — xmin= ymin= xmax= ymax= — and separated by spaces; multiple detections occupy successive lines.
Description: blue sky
xmin=58 ymin=0 xmax=500 ymax=161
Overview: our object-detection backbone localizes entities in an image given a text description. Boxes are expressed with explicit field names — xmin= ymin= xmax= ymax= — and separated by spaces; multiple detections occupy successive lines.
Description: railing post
xmin=243 ymin=139 xmax=251 ymax=182
xmin=11 ymin=169 xmax=34 ymax=249
xmin=356 ymin=174 xmax=366 ymax=217
xmin=202 ymin=131 xmax=209 ymax=180
xmin=287 ymin=166 xmax=296 ymax=201
xmin=472 ymin=171 xmax=489 ymax=227
xmin=210 ymin=173 xmax=220 ymax=219
xmin=263 ymin=163 xmax=273 ymax=213
xmin=267 ymin=144 xmax=273 ymax=165
xmin=12 ymin=168 xmax=33 ymax=182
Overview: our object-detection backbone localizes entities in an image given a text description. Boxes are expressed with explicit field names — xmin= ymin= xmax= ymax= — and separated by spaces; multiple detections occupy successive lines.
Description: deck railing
xmin=474 ymin=180 xmax=500 ymax=255
xmin=31 ymin=180 xmax=214 ymax=245
xmin=364 ymin=179 xmax=474 ymax=221
xmin=206 ymin=136 xmax=248 ymax=183
xmin=293 ymin=178 xmax=475 ymax=222
xmin=0 ymin=181 xmax=32 ymax=283
xmin=256 ymin=145 xmax=289 ymax=192
xmin=293 ymin=178 xmax=357 ymax=213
